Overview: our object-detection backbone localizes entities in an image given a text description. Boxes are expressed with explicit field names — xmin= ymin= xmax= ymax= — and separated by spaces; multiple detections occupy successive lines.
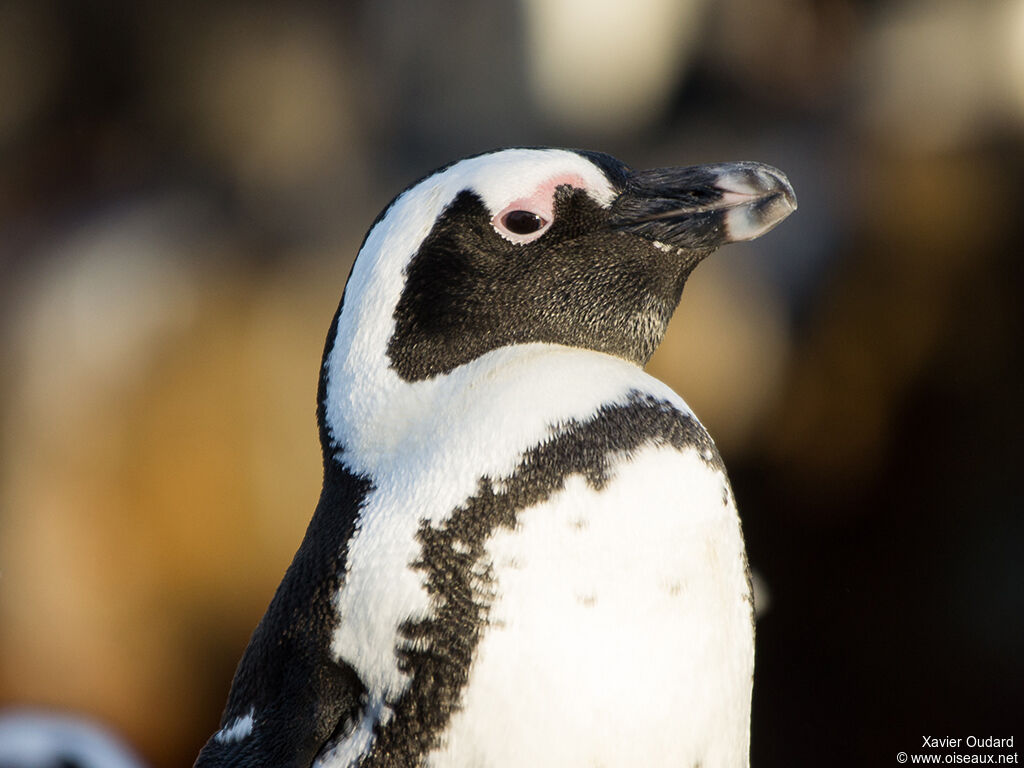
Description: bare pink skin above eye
xmin=492 ymin=173 xmax=590 ymax=244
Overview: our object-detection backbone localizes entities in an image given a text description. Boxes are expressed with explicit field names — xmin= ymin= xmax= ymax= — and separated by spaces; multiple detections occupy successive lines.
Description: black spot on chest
xmin=358 ymin=392 xmax=724 ymax=766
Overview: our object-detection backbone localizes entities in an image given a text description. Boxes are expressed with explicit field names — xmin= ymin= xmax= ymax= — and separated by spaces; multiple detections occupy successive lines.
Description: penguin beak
xmin=608 ymin=161 xmax=797 ymax=250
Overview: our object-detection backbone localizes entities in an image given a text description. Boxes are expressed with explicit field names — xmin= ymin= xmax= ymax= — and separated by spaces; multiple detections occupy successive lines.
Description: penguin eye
xmin=492 ymin=198 xmax=555 ymax=244
xmin=501 ymin=210 xmax=547 ymax=235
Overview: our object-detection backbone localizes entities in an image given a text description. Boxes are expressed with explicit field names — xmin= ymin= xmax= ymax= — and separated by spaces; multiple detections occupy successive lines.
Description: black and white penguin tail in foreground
xmin=195 ymin=148 xmax=795 ymax=768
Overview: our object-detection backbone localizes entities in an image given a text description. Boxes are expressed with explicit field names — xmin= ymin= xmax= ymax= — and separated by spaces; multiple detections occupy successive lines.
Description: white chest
xmin=315 ymin=348 xmax=753 ymax=768
xmin=426 ymin=444 xmax=753 ymax=768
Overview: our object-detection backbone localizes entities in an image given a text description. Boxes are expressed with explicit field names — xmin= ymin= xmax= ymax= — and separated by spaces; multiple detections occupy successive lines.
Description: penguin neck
xmin=321 ymin=338 xmax=691 ymax=483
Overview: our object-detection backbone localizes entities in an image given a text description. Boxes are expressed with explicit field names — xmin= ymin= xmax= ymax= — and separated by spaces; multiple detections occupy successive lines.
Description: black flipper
xmin=194 ymin=463 xmax=372 ymax=768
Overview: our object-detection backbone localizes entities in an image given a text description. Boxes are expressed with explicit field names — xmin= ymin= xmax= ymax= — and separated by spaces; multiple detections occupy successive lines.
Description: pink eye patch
xmin=491 ymin=173 xmax=589 ymax=244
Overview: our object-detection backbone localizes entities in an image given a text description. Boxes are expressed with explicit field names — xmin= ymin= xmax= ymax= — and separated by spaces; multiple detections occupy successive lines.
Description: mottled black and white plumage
xmin=194 ymin=148 xmax=796 ymax=768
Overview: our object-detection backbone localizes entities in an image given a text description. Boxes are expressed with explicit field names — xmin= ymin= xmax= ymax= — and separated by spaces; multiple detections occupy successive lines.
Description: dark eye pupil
xmin=503 ymin=210 xmax=545 ymax=235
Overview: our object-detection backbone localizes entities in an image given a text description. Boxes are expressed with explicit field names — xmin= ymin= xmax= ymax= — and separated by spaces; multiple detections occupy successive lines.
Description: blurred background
xmin=1 ymin=0 xmax=1021 ymax=765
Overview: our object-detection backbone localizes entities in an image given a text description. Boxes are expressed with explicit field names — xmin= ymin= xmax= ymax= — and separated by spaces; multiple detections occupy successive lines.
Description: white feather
xmin=213 ymin=709 xmax=254 ymax=745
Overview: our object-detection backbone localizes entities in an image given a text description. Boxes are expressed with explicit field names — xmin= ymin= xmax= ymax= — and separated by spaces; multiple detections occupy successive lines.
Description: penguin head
xmin=319 ymin=148 xmax=795 ymax=457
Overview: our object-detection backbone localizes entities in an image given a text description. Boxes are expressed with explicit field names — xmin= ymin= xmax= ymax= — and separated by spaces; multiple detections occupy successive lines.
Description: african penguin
xmin=195 ymin=147 xmax=796 ymax=768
